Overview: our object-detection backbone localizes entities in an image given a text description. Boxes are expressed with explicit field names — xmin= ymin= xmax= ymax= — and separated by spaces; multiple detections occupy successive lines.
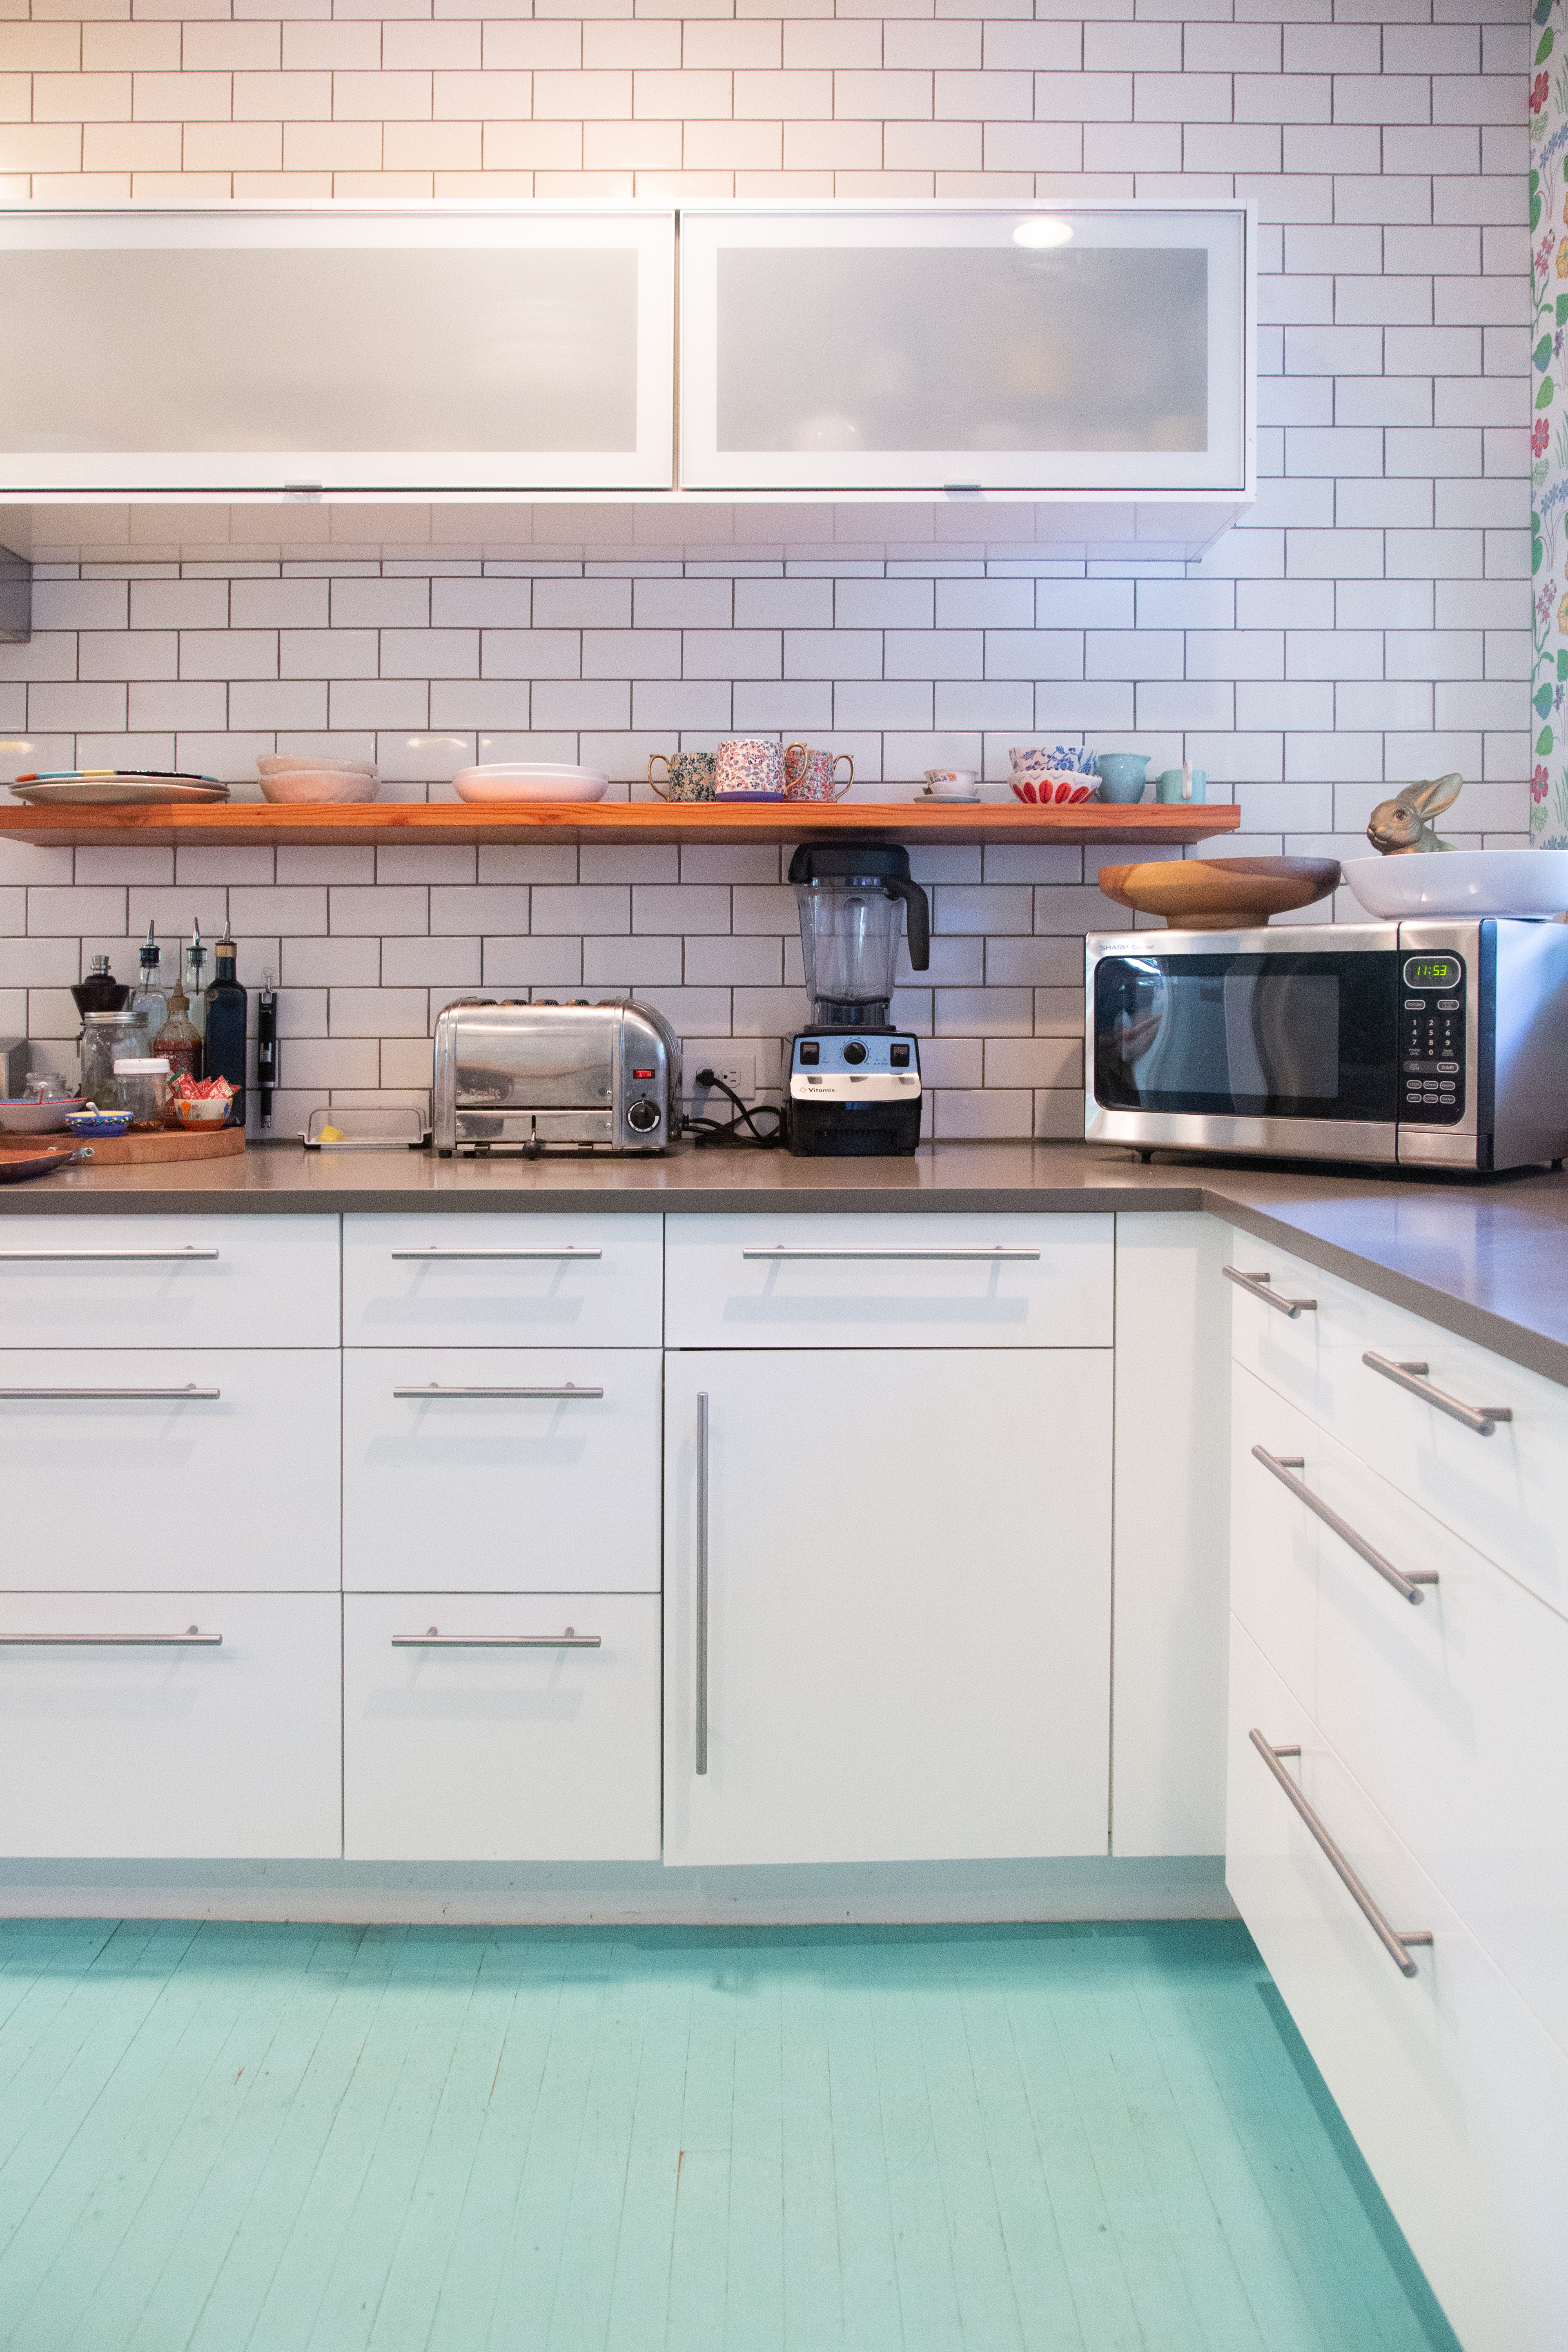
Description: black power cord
xmin=682 ymin=1068 xmax=786 ymax=1149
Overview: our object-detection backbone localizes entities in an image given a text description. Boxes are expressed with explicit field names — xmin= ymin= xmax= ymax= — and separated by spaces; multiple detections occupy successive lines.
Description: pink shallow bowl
xmin=1010 ymin=775 xmax=1097 ymax=806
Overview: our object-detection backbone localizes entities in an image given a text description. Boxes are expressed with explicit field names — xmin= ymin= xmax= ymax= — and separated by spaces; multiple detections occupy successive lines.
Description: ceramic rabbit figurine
xmin=1365 ymin=771 xmax=1463 ymax=855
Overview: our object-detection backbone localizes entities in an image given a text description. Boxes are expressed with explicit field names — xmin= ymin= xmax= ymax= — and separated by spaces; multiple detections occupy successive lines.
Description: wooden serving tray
xmin=0 ymin=1125 xmax=245 ymax=1169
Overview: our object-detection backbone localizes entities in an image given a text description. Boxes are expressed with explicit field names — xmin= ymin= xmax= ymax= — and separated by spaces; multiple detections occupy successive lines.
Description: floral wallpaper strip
xmin=1532 ymin=2 xmax=1568 ymax=848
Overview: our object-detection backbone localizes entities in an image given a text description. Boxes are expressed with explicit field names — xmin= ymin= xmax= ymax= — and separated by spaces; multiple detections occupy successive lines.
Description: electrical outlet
xmin=691 ymin=1056 xmax=756 ymax=1103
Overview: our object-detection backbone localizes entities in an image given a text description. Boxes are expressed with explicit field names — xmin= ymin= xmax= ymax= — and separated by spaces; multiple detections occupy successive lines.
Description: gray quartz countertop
xmin=5 ymin=1136 xmax=1568 ymax=1390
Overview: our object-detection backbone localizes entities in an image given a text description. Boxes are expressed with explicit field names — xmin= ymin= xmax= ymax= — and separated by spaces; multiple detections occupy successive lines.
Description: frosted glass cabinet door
xmin=0 ymin=207 xmax=675 ymax=493
xmin=679 ymin=204 xmax=1251 ymax=494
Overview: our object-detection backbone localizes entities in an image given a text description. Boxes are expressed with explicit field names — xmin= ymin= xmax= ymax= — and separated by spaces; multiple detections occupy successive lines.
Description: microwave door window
xmin=1094 ymin=954 xmax=1397 ymax=1120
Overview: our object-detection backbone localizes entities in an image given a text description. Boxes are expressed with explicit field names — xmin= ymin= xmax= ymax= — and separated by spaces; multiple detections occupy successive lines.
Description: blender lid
xmin=788 ymin=843 xmax=914 ymax=885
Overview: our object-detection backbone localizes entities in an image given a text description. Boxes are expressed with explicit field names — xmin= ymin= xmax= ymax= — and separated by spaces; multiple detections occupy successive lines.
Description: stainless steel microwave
xmin=1085 ymin=919 xmax=1568 ymax=1171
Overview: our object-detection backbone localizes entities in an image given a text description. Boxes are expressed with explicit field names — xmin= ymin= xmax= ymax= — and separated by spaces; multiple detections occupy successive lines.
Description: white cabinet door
xmin=679 ymin=203 xmax=1251 ymax=495
xmin=664 ymin=1349 xmax=1111 ymax=1866
xmin=1227 ymin=1619 xmax=1568 ymax=2352
xmin=665 ymin=1213 xmax=1113 ymax=1350
xmin=343 ymin=1213 xmax=663 ymax=1349
xmin=342 ymin=1348 xmax=660 ymax=1593
xmin=0 ymin=1214 xmax=339 ymax=1348
xmin=0 ymin=1593 xmax=341 ymax=1859
xmin=0 ymin=208 xmax=675 ymax=494
xmin=0 ymin=1351 xmax=341 ymax=1592
xmin=1111 ymin=1212 xmax=1231 ymax=1858
xmin=343 ymin=1593 xmax=659 ymax=1862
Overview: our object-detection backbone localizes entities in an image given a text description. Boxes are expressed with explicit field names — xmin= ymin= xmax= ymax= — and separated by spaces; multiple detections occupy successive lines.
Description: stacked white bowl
xmin=257 ymin=755 xmax=379 ymax=805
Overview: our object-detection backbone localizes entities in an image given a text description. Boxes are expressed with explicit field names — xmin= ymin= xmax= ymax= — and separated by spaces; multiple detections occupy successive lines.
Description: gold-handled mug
xmin=783 ymin=744 xmax=853 ymax=802
xmin=648 ymin=751 xmax=717 ymax=803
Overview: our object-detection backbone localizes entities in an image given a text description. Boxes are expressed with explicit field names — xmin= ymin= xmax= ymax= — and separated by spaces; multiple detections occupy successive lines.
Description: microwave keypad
xmin=1400 ymin=962 xmax=1466 ymax=1124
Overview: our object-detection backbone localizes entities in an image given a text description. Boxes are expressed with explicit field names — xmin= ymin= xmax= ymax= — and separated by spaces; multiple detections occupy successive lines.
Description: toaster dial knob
xmin=626 ymin=1097 xmax=662 ymax=1133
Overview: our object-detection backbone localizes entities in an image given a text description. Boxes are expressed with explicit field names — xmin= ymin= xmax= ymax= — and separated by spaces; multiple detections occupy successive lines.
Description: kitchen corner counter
xmin=4 ymin=1136 xmax=1568 ymax=1390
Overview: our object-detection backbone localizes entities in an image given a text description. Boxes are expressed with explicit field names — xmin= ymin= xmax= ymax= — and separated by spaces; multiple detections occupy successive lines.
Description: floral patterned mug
xmin=648 ymin=751 xmax=717 ymax=802
xmin=783 ymin=745 xmax=854 ymax=802
xmin=715 ymin=738 xmax=786 ymax=797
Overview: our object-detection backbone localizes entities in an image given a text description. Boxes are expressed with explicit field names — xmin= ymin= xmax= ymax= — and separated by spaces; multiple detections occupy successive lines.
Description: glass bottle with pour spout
xmin=129 ymin=922 xmax=167 ymax=1045
xmin=153 ymin=969 xmax=202 ymax=1086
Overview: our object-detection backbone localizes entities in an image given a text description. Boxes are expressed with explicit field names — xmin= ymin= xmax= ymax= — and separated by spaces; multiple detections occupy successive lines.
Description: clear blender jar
xmin=788 ymin=844 xmax=931 ymax=1027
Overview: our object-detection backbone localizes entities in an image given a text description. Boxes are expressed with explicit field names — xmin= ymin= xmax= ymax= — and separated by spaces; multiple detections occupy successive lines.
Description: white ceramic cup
xmin=925 ymin=767 xmax=979 ymax=796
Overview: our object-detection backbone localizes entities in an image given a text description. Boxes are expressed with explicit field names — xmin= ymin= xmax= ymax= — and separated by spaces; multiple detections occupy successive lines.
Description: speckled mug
xmin=648 ymin=751 xmax=717 ymax=803
xmin=716 ymin=737 xmax=785 ymax=798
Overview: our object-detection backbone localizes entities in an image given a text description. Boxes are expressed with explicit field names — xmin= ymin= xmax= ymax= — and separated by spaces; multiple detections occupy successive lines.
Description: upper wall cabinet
xmin=677 ymin=203 xmax=1253 ymax=498
xmin=0 ymin=206 xmax=677 ymax=496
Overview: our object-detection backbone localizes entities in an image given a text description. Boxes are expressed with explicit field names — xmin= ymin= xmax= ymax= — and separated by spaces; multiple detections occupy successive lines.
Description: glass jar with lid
xmin=79 ymin=1011 xmax=151 ymax=1106
xmin=111 ymin=1056 xmax=171 ymax=1127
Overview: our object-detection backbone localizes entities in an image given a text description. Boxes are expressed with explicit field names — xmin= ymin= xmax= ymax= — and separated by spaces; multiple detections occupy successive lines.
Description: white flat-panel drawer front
xmin=1228 ymin=1239 xmax=1568 ymax=1619
xmin=0 ymin=1214 xmax=339 ymax=1348
xmin=1227 ymin=1619 xmax=1568 ymax=2352
xmin=0 ymin=1351 xmax=340 ymax=1591
xmin=343 ymin=1593 xmax=659 ymax=1861
xmin=1230 ymin=1366 xmax=1320 ymax=1715
xmin=342 ymin=1214 xmax=662 ymax=1348
xmin=342 ymin=1348 xmax=659 ymax=1593
xmin=665 ymin=1214 xmax=1113 ymax=1349
xmin=1301 ymin=1430 xmax=1568 ymax=2061
xmin=0 ymin=1592 xmax=341 ymax=1859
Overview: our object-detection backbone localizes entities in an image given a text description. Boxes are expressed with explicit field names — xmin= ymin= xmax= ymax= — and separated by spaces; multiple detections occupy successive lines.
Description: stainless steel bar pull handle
xmin=0 ymin=1248 xmax=219 ymax=1263
xmin=1252 ymin=1447 xmax=1437 ymax=1606
xmin=390 ymin=1248 xmax=602 ymax=1262
xmin=0 ymin=1383 xmax=220 ymax=1402
xmin=741 ymin=1247 xmax=1040 ymax=1263
xmin=392 ymin=1383 xmax=604 ymax=1401
xmin=1223 ymin=1266 xmax=1316 ymax=1317
xmin=1362 ymin=1352 xmax=1512 ymax=1435
xmin=1251 ymin=1731 xmax=1432 ymax=1978
xmin=392 ymin=1626 xmax=601 ymax=1648
xmin=0 ymin=1625 xmax=220 ymax=1646
xmin=696 ymin=1390 xmax=710 ymax=1777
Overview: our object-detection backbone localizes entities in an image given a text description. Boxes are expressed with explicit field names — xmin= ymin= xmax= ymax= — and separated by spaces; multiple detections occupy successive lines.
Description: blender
xmin=786 ymin=843 xmax=931 ymax=1156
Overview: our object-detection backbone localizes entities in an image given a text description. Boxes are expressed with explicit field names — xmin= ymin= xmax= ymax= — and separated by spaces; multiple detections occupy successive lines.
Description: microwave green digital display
xmin=1402 ymin=955 xmax=1462 ymax=989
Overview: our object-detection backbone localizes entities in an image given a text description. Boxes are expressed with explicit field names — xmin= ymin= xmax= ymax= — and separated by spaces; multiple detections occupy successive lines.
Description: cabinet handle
xmin=1250 ymin=1731 xmax=1432 ymax=1978
xmin=1251 ymin=1447 xmax=1437 ymax=1607
xmin=390 ymin=1248 xmax=602 ymax=1262
xmin=0 ymin=1247 xmax=219 ymax=1263
xmin=1223 ymin=1265 xmax=1316 ymax=1317
xmin=392 ymin=1383 xmax=604 ymax=1401
xmin=1362 ymin=1352 xmax=1512 ymax=1435
xmin=0 ymin=1383 xmax=220 ymax=1402
xmin=696 ymin=1389 xmax=710 ymax=1778
xmin=740 ymin=1247 xmax=1040 ymax=1262
xmin=391 ymin=1626 xmax=601 ymax=1648
xmin=0 ymin=1625 xmax=220 ymax=1646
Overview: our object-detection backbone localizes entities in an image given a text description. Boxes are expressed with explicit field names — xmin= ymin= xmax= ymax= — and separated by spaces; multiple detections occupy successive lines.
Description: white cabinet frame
xmin=677 ymin=200 xmax=1254 ymax=497
xmin=0 ymin=204 xmax=676 ymax=496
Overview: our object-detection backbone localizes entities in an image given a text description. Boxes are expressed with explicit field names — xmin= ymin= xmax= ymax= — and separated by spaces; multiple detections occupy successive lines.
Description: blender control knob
xmin=843 ymin=1041 xmax=868 ymax=1064
xmin=626 ymin=1098 xmax=661 ymax=1132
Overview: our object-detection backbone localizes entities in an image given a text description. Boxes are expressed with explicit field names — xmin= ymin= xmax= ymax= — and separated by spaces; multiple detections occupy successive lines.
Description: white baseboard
xmin=0 ymin=1855 xmax=1234 ymax=1927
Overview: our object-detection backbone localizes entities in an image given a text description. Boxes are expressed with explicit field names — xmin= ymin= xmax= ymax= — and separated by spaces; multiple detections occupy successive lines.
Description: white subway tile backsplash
xmin=0 ymin=20 xmax=1525 ymax=1125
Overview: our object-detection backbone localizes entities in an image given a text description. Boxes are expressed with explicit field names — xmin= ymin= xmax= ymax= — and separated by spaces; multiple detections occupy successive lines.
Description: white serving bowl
xmin=452 ymin=764 xmax=609 ymax=804
xmin=0 ymin=1097 xmax=83 ymax=1134
xmin=172 ymin=1097 xmax=230 ymax=1126
xmin=257 ymin=766 xmax=380 ymax=804
xmin=258 ymin=754 xmax=376 ymax=776
xmin=1342 ymin=851 xmax=1568 ymax=921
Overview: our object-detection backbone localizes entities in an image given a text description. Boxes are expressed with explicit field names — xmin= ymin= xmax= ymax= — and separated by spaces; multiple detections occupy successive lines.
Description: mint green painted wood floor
xmin=0 ymin=1918 xmax=1459 ymax=2352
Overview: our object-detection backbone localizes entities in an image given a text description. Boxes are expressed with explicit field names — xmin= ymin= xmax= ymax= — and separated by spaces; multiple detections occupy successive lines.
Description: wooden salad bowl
xmin=1097 ymin=855 xmax=1343 ymax=932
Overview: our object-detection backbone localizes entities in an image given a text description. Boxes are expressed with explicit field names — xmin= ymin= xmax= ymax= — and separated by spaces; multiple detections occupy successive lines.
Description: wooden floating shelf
xmin=0 ymin=798 xmax=1241 ymax=850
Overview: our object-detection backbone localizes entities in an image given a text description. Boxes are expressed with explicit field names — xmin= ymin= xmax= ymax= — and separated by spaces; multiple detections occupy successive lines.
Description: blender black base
xmin=787 ymin=1097 xmax=923 ymax=1157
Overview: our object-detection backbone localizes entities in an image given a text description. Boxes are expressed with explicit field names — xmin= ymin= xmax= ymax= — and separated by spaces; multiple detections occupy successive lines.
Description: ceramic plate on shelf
xmin=9 ymin=772 xmax=229 ymax=806
xmin=452 ymin=764 xmax=609 ymax=804
xmin=713 ymin=790 xmax=787 ymax=804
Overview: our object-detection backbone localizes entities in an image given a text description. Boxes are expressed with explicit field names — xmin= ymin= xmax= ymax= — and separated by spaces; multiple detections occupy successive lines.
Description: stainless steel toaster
xmin=433 ymin=998 xmax=681 ymax=1156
